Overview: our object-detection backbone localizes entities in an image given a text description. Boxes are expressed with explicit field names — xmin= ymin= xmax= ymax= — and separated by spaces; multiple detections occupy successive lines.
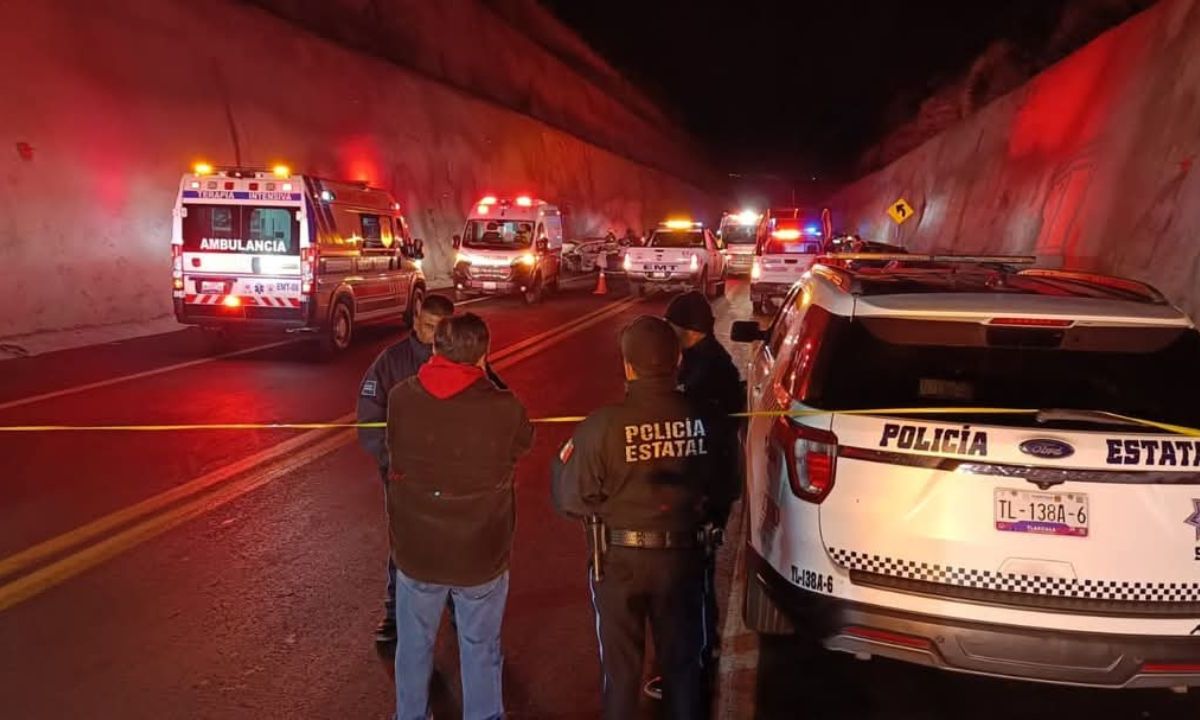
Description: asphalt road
xmin=1 ymin=276 xmax=1198 ymax=719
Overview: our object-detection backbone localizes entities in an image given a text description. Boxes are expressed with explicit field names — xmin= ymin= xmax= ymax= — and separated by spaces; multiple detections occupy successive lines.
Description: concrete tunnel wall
xmin=0 ymin=0 xmax=718 ymax=342
xmin=828 ymin=0 xmax=1200 ymax=319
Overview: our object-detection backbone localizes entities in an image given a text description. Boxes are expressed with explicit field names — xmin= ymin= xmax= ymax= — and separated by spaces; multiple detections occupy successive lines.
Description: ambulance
xmin=172 ymin=163 xmax=426 ymax=355
xmin=717 ymin=209 xmax=762 ymax=276
xmin=750 ymin=207 xmax=828 ymax=315
xmin=451 ymin=196 xmax=563 ymax=304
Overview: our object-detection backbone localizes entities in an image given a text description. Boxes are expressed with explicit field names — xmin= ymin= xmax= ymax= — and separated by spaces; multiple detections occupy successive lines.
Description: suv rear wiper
xmin=1034 ymin=408 xmax=1147 ymax=428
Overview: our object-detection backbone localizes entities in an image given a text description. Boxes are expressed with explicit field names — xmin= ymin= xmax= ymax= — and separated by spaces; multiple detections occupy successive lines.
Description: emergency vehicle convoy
xmin=172 ymin=163 xmax=426 ymax=355
xmin=717 ymin=209 xmax=762 ymax=276
xmin=451 ymin=196 xmax=563 ymax=304
xmin=622 ymin=219 xmax=727 ymax=297
xmin=750 ymin=207 xmax=828 ymax=315
xmin=732 ymin=254 xmax=1200 ymax=690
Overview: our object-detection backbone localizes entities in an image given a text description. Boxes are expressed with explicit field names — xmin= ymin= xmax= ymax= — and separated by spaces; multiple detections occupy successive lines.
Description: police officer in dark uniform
xmin=551 ymin=316 xmax=722 ymax=720
xmin=356 ymin=293 xmax=455 ymax=644
xmin=645 ymin=290 xmax=746 ymax=699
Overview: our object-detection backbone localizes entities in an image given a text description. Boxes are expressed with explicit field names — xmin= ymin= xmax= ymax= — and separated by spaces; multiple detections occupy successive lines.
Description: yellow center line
xmin=0 ymin=295 xmax=644 ymax=609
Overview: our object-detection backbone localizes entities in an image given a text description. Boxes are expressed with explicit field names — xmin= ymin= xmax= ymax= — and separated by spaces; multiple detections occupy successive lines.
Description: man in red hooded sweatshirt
xmin=386 ymin=312 xmax=533 ymax=720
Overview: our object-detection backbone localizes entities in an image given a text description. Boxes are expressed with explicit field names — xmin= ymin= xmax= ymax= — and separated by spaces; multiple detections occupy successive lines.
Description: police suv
xmin=623 ymin=219 xmax=727 ymax=297
xmin=451 ymin=196 xmax=563 ymax=304
xmin=172 ymin=163 xmax=426 ymax=354
xmin=731 ymin=254 xmax=1200 ymax=690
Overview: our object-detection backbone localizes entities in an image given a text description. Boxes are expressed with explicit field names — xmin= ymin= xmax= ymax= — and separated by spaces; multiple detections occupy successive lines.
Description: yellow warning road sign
xmin=888 ymin=198 xmax=914 ymax=224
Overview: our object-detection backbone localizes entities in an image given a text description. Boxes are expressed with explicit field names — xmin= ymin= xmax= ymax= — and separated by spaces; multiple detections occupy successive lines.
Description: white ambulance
xmin=172 ymin=163 xmax=426 ymax=355
xmin=732 ymin=255 xmax=1200 ymax=690
xmin=451 ymin=195 xmax=563 ymax=304
xmin=717 ymin=209 xmax=762 ymax=276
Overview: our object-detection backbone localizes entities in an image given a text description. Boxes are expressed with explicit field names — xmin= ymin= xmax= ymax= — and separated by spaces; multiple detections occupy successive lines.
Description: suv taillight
xmin=171 ymin=244 xmax=184 ymax=291
xmin=769 ymin=416 xmax=837 ymax=503
xmin=301 ymin=247 xmax=316 ymax=294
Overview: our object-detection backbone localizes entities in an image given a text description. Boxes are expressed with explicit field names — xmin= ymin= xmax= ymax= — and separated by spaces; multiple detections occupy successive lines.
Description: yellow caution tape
xmin=0 ymin=407 xmax=1195 ymax=436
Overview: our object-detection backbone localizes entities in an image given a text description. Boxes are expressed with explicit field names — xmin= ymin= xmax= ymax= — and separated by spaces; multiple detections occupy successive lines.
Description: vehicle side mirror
xmin=452 ymin=234 xmax=461 ymax=249
xmin=410 ymin=238 xmax=424 ymax=260
xmin=730 ymin=320 xmax=767 ymax=343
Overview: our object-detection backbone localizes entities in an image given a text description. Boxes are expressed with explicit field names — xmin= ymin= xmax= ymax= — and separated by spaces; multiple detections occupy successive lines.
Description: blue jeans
xmin=393 ymin=567 xmax=509 ymax=720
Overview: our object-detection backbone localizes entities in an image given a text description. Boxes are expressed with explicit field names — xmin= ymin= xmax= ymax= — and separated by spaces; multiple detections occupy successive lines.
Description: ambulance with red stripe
xmin=732 ymin=254 xmax=1200 ymax=690
xmin=172 ymin=163 xmax=426 ymax=354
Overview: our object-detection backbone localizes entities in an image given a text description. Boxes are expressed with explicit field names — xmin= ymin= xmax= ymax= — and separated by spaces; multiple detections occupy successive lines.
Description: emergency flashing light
xmin=189 ymin=181 xmax=200 ymax=189
xmin=664 ymin=219 xmax=694 ymax=230
xmin=320 ymin=190 xmax=335 ymax=202
xmin=804 ymin=225 xmax=821 ymax=236
xmin=479 ymin=196 xmax=498 ymax=205
xmin=222 ymin=295 xmax=242 ymax=308
xmin=282 ymin=183 xmax=293 ymax=192
xmin=736 ymin=209 xmax=761 ymax=225
xmin=193 ymin=162 xmax=213 ymax=175
xmin=515 ymin=196 xmax=533 ymax=207
xmin=477 ymin=204 xmax=490 ymax=215
xmin=272 ymin=164 xmax=290 ymax=178
xmin=773 ymin=229 xmax=802 ymax=241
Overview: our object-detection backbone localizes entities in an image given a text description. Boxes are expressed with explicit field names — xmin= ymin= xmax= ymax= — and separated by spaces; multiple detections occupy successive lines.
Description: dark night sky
xmin=542 ymin=1 xmax=1072 ymax=185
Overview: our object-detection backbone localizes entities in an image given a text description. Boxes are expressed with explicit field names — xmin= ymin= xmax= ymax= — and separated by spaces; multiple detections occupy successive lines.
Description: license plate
xmin=994 ymin=488 xmax=1088 ymax=537
xmin=483 ymin=281 xmax=497 ymax=290
xmin=200 ymin=281 xmax=226 ymax=294
xmin=650 ymin=272 xmax=668 ymax=279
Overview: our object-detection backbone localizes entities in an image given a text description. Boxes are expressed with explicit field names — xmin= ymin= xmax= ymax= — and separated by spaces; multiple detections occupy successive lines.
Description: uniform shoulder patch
xmin=558 ymin=438 xmax=574 ymax=463
xmin=361 ymin=379 xmax=378 ymax=398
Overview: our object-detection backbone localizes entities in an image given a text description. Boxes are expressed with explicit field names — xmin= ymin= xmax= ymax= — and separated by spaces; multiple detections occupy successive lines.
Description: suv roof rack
xmin=810 ymin=256 xmax=1168 ymax=305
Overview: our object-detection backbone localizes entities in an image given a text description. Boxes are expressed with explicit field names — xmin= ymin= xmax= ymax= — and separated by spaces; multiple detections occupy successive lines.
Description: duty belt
xmin=607 ymin=528 xmax=700 ymax=549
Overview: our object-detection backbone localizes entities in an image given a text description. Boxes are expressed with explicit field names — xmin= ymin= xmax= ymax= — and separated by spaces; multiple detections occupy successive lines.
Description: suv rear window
xmin=649 ymin=231 xmax=705 ymax=248
xmin=790 ymin=307 xmax=1200 ymax=427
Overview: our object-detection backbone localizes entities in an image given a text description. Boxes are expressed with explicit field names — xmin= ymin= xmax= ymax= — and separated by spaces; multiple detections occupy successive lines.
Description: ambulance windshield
xmin=720 ymin=225 xmax=757 ymax=244
xmin=182 ymin=205 xmax=299 ymax=254
xmin=462 ymin=220 xmax=534 ymax=250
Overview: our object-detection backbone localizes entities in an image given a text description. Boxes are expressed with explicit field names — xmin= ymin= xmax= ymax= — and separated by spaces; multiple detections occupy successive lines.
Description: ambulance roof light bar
xmin=662 ymin=219 xmax=703 ymax=230
xmin=735 ymin=209 xmax=761 ymax=225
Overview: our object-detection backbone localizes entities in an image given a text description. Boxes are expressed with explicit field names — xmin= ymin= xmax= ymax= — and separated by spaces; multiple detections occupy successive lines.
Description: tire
xmin=523 ymin=274 xmax=544 ymax=305
xmin=404 ymin=285 xmax=425 ymax=328
xmin=319 ymin=299 xmax=354 ymax=357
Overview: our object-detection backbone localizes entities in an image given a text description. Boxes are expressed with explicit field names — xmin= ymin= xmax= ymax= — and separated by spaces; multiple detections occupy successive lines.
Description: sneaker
xmin=642 ymin=675 xmax=663 ymax=701
xmin=374 ymin=616 xmax=397 ymax=645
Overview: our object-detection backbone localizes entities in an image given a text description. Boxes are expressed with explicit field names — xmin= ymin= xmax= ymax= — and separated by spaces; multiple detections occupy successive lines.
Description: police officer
xmin=356 ymin=293 xmax=455 ymax=644
xmin=552 ymin=316 xmax=719 ymax=720
xmin=644 ymin=290 xmax=746 ymax=700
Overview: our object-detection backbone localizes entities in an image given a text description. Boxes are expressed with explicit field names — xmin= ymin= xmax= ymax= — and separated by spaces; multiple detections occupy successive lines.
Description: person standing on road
xmin=551 ymin=316 xmax=719 ymax=720
xmin=356 ymin=293 xmax=455 ymax=644
xmin=387 ymin=312 xmax=533 ymax=720
xmin=641 ymin=290 xmax=745 ymax=701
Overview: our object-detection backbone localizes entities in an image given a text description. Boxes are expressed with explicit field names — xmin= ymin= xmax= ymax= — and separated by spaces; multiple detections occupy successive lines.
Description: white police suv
xmin=731 ymin=254 xmax=1200 ymax=690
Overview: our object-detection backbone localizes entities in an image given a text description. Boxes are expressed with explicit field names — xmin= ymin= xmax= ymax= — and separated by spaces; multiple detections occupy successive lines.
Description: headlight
xmin=515 ymin=253 xmax=536 ymax=267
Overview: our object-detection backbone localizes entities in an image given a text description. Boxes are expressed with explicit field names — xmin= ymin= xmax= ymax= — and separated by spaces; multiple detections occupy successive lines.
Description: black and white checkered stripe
xmin=828 ymin=548 xmax=1200 ymax=603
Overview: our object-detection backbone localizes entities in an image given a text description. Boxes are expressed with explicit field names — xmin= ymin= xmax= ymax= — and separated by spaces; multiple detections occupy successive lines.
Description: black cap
xmin=620 ymin=316 xmax=680 ymax=378
xmin=664 ymin=291 xmax=715 ymax=334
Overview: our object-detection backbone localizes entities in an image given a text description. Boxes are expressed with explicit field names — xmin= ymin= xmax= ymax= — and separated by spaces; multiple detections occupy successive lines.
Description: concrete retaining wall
xmin=828 ymin=0 xmax=1200 ymax=318
xmin=0 ymin=0 xmax=715 ymax=340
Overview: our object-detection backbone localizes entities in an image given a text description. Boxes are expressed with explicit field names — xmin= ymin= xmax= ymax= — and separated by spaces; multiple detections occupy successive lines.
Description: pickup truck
xmin=623 ymin=221 xmax=726 ymax=298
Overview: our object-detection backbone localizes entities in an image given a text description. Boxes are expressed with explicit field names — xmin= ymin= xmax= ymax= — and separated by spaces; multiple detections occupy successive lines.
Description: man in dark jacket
xmin=387 ymin=313 xmax=533 ymax=720
xmin=551 ymin=316 xmax=718 ymax=720
xmin=357 ymin=293 xmax=455 ymax=644
xmin=640 ymin=290 xmax=745 ymax=701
